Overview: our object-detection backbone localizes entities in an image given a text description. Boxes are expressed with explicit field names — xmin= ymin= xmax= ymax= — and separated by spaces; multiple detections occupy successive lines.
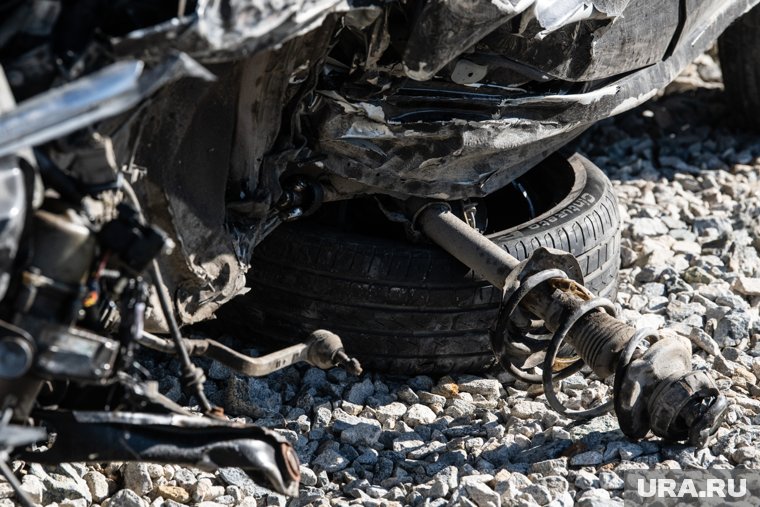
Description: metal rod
xmin=148 ymin=261 xmax=213 ymax=413
xmin=415 ymin=202 xmax=632 ymax=375
xmin=139 ymin=329 xmax=362 ymax=377
xmin=415 ymin=203 xmax=519 ymax=287
xmin=139 ymin=332 xmax=310 ymax=377
xmin=120 ymin=179 xmax=213 ymax=414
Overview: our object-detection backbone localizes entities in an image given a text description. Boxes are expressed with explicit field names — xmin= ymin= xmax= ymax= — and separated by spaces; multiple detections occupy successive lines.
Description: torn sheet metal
xmin=532 ymin=0 xmax=630 ymax=33
xmin=402 ymin=0 xmax=634 ymax=81
xmin=402 ymin=0 xmax=534 ymax=81
xmin=311 ymin=0 xmax=760 ymax=199
xmin=115 ymin=0 xmax=362 ymax=63
xmin=483 ymin=0 xmax=678 ymax=82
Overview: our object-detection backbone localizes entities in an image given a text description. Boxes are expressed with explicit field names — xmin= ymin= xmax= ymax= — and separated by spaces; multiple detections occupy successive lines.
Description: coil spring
xmin=491 ymin=268 xmax=659 ymax=420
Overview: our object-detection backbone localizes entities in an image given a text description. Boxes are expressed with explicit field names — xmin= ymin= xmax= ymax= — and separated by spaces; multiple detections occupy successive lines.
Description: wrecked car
xmin=1 ymin=0 xmax=759 ymax=500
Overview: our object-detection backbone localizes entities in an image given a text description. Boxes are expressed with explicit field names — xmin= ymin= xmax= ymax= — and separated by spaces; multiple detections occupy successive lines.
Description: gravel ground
xmin=6 ymin=52 xmax=760 ymax=507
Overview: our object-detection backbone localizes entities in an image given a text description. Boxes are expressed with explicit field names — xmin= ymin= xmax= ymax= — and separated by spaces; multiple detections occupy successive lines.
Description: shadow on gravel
xmin=569 ymin=88 xmax=760 ymax=182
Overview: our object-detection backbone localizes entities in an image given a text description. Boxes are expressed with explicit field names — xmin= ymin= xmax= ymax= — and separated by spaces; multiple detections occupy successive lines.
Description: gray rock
xmin=458 ymin=377 xmax=502 ymax=398
xmin=346 ymin=378 xmax=374 ymax=405
xmin=537 ymin=475 xmax=568 ymax=500
xmin=618 ymin=443 xmax=645 ymax=461
xmin=313 ymin=449 xmax=349 ymax=473
xmin=408 ymin=376 xmax=434 ymax=391
xmin=445 ymin=398 xmax=476 ymax=418
xmin=396 ymin=386 xmax=419 ymax=404
xmin=732 ymin=446 xmax=758 ymax=463
xmin=693 ymin=217 xmax=732 ymax=237
xmin=464 ymin=480 xmax=501 ymax=507
xmin=714 ymin=312 xmax=751 ymax=347
xmin=636 ymin=313 xmax=666 ymax=329
xmin=576 ymin=488 xmax=612 ymax=507
xmin=598 ymin=472 xmax=624 ymax=490
xmin=122 ymin=463 xmax=153 ymax=496
xmin=299 ymin=466 xmax=317 ymax=488
xmin=621 ymin=246 xmax=638 ymax=268
xmin=631 ymin=218 xmax=668 ymax=238
xmin=569 ymin=451 xmax=603 ymax=466
xmin=374 ymin=402 xmax=407 ymax=422
xmin=574 ymin=471 xmax=600 ymax=490
xmin=82 ymin=471 xmax=109 ymax=503
xmin=340 ymin=419 xmax=382 ymax=446
xmin=392 ymin=433 xmax=424 ymax=453
xmin=313 ymin=405 xmax=332 ymax=428
xmin=301 ymin=368 xmax=326 ymax=387
xmin=20 ymin=474 xmax=45 ymax=503
xmin=404 ymin=404 xmax=436 ymax=426
xmin=0 ymin=484 xmax=14 ymax=500
xmin=29 ymin=464 xmax=92 ymax=504
xmin=407 ymin=440 xmax=446 ymax=460
xmin=689 ymin=327 xmax=722 ymax=356
xmin=172 ymin=468 xmax=196 ymax=488
xmin=666 ymin=300 xmax=705 ymax=320
xmin=641 ymin=283 xmax=666 ymax=298
xmin=529 ymin=458 xmax=568 ymax=476
xmin=734 ymin=276 xmax=760 ymax=296
xmin=683 ymin=266 xmax=714 ymax=284
xmin=106 ymin=489 xmax=147 ymax=507
xmin=510 ymin=401 xmax=547 ymax=419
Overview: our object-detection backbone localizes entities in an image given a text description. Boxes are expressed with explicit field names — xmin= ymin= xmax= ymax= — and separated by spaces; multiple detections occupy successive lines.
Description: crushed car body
xmin=0 ymin=0 xmax=758 ymax=501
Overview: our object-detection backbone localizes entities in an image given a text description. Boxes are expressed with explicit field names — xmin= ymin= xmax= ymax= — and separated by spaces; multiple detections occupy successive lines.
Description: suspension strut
xmin=411 ymin=200 xmax=728 ymax=448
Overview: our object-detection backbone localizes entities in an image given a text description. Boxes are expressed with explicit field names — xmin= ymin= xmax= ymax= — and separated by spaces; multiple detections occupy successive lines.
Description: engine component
xmin=99 ymin=202 xmax=171 ymax=274
xmin=28 ymin=207 xmax=94 ymax=287
xmin=34 ymin=325 xmax=118 ymax=381
xmin=410 ymin=197 xmax=727 ymax=447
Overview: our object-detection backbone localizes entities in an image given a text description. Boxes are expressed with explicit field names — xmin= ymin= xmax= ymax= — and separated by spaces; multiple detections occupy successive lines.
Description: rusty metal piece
xmin=412 ymin=200 xmax=728 ymax=446
xmin=138 ymin=329 xmax=362 ymax=377
xmin=412 ymin=201 xmax=632 ymax=377
xmin=280 ymin=443 xmax=301 ymax=484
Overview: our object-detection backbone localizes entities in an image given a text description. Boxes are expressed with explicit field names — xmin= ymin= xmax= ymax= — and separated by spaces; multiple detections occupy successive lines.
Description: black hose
xmin=121 ymin=180 xmax=214 ymax=414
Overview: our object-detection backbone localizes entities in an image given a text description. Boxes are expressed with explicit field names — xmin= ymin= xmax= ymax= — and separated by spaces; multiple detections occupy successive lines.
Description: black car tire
xmin=719 ymin=3 xmax=760 ymax=129
xmin=226 ymin=154 xmax=621 ymax=374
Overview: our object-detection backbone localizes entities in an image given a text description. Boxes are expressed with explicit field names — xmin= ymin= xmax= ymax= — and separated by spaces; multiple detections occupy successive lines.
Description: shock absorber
xmin=411 ymin=200 xmax=727 ymax=448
